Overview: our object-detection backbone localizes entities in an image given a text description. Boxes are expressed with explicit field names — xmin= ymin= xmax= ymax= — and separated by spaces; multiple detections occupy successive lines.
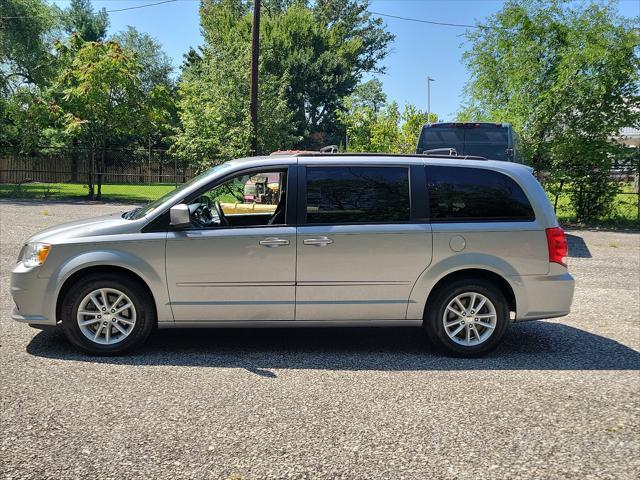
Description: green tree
xmin=172 ymin=18 xmax=294 ymax=170
xmin=339 ymin=95 xmax=431 ymax=154
xmin=112 ymin=26 xmax=174 ymax=94
xmin=0 ymin=0 xmax=59 ymax=95
xmin=461 ymin=0 xmax=639 ymax=221
xmin=52 ymin=37 xmax=147 ymax=196
xmin=187 ymin=0 xmax=394 ymax=151
xmin=59 ymin=0 xmax=109 ymax=42
xmin=351 ymin=79 xmax=387 ymax=113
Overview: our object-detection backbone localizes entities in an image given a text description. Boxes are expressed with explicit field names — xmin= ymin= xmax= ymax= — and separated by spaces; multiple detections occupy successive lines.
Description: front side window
xmin=305 ymin=166 xmax=410 ymax=224
xmin=426 ymin=166 xmax=535 ymax=221
xmin=188 ymin=170 xmax=287 ymax=228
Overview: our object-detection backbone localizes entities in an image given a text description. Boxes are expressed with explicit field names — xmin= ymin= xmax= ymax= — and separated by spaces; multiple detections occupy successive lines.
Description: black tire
xmin=423 ymin=278 xmax=510 ymax=357
xmin=60 ymin=273 xmax=155 ymax=355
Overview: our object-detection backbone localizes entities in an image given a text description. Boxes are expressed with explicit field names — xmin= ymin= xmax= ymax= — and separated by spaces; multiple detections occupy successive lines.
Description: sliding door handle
xmin=303 ymin=237 xmax=333 ymax=246
xmin=259 ymin=237 xmax=290 ymax=247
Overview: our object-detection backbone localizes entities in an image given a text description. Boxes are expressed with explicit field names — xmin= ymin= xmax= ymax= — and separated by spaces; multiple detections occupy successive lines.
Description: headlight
xmin=21 ymin=243 xmax=52 ymax=267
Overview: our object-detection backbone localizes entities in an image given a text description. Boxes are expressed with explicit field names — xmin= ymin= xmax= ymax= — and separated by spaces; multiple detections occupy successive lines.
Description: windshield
xmin=126 ymin=163 xmax=232 ymax=220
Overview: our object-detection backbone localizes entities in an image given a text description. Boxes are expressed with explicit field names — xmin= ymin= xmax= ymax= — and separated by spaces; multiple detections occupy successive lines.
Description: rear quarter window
xmin=426 ymin=166 xmax=535 ymax=222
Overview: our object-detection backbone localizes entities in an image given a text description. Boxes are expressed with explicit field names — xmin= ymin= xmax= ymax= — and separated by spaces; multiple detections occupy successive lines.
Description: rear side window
xmin=305 ymin=166 xmax=410 ymax=224
xmin=426 ymin=166 xmax=535 ymax=221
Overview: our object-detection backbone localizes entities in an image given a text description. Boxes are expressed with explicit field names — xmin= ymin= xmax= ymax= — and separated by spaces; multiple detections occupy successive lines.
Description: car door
xmin=166 ymin=165 xmax=297 ymax=322
xmin=295 ymin=161 xmax=433 ymax=321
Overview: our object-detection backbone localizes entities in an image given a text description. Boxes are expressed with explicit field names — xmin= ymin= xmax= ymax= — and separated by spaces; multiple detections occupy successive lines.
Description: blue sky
xmin=52 ymin=0 xmax=639 ymax=121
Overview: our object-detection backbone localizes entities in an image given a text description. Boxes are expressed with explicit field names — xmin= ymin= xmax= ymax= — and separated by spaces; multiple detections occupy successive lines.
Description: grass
xmin=549 ymin=183 xmax=639 ymax=230
xmin=0 ymin=182 xmax=176 ymax=203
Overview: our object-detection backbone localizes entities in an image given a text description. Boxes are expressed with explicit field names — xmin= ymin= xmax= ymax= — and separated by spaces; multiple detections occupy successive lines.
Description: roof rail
xmin=270 ymin=149 xmax=488 ymax=161
xmin=294 ymin=152 xmax=488 ymax=160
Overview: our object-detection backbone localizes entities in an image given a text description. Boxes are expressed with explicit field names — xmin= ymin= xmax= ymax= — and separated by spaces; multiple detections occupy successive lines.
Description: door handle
xmin=303 ymin=237 xmax=333 ymax=246
xmin=259 ymin=237 xmax=290 ymax=247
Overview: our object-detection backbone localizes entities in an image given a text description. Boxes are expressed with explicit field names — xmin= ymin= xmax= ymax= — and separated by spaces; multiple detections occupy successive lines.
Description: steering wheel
xmin=212 ymin=200 xmax=229 ymax=226
xmin=191 ymin=201 xmax=214 ymax=227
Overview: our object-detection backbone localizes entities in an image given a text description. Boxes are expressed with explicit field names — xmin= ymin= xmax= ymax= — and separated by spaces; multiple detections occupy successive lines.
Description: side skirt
xmin=157 ymin=319 xmax=424 ymax=329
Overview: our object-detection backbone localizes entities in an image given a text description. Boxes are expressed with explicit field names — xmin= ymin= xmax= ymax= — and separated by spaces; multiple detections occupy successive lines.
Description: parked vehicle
xmin=11 ymin=152 xmax=574 ymax=356
xmin=417 ymin=122 xmax=524 ymax=163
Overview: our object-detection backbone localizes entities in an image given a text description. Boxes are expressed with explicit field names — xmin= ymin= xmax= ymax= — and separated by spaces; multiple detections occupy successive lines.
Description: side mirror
xmin=170 ymin=204 xmax=191 ymax=228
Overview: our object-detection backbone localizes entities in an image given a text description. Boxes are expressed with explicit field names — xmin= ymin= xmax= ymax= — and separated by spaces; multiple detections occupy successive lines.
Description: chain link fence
xmin=0 ymin=146 xmax=196 ymax=203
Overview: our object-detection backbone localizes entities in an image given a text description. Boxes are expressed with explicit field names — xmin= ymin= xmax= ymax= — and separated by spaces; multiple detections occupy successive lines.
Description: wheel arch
xmin=422 ymin=268 xmax=516 ymax=319
xmin=55 ymin=265 xmax=158 ymax=325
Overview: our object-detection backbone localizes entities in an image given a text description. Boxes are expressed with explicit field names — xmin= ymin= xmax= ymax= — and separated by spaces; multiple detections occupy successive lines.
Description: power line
xmin=106 ymin=0 xmax=177 ymax=14
xmin=0 ymin=0 xmax=178 ymax=19
xmin=368 ymin=10 xmax=488 ymax=30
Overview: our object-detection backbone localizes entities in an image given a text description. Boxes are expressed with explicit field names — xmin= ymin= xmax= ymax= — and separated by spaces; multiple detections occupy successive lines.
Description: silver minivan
xmin=11 ymin=153 xmax=575 ymax=356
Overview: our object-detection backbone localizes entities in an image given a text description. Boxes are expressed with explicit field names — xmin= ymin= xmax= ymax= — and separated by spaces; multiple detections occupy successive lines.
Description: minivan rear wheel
xmin=60 ymin=273 xmax=154 ymax=355
xmin=424 ymin=279 xmax=510 ymax=357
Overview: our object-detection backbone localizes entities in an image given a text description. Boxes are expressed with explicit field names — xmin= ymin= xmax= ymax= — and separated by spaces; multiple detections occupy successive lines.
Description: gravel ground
xmin=1 ymin=200 xmax=639 ymax=480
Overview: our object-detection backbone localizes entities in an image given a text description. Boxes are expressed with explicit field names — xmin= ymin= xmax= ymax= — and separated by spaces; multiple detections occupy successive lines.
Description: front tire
xmin=424 ymin=279 xmax=510 ymax=357
xmin=60 ymin=273 xmax=155 ymax=355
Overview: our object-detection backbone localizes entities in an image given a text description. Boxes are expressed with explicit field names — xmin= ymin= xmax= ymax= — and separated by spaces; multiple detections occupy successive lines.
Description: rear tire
xmin=423 ymin=279 xmax=510 ymax=357
xmin=60 ymin=273 xmax=155 ymax=355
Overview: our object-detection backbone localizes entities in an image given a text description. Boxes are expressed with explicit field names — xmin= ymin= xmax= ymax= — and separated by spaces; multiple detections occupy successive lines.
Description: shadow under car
xmin=26 ymin=321 xmax=640 ymax=376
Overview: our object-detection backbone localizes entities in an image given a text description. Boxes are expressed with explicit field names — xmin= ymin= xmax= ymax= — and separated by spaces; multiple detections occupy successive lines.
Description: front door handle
xmin=259 ymin=237 xmax=290 ymax=247
xmin=303 ymin=237 xmax=333 ymax=246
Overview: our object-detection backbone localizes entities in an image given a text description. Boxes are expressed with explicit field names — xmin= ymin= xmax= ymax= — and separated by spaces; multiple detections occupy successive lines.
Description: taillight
xmin=545 ymin=227 xmax=568 ymax=267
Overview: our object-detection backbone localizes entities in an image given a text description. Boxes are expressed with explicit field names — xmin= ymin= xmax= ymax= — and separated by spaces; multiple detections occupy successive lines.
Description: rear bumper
xmin=512 ymin=269 xmax=575 ymax=321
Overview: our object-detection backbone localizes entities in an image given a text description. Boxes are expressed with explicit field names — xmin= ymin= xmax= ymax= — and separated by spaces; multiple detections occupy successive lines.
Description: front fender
xmin=45 ymin=244 xmax=172 ymax=324
xmin=405 ymin=253 xmax=521 ymax=320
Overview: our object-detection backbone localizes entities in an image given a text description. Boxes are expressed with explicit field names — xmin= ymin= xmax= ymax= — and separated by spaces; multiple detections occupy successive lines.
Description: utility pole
xmin=249 ymin=0 xmax=261 ymax=156
xmin=427 ymin=76 xmax=435 ymax=124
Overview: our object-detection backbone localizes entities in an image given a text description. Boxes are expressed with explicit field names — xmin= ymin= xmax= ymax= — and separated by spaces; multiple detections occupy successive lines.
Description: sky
xmin=51 ymin=0 xmax=640 ymax=121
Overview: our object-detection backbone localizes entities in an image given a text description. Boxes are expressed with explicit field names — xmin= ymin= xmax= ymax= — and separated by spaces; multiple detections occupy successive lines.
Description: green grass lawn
xmin=548 ymin=183 xmax=638 ymax=229
xmin=0 ymin=182 xmax=177 ymax=203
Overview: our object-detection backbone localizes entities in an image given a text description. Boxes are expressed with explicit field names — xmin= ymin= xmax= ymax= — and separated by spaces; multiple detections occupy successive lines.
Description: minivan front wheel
xmin=61 ymin=274 xmax=154 ymax=354
xmin=424 ymin=279 xmax=510 ymax=356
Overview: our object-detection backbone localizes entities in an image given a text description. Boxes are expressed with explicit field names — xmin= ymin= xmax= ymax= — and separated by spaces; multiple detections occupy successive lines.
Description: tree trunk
xmin=97 ymin=145 xmax=105 ymax=200
xmin=70 ymin=139 xmax=79 ymax=183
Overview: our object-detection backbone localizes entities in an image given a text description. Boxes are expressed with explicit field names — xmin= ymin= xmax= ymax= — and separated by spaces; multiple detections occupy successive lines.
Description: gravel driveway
xmin=1 ymin=200 xmax=639 ymax=480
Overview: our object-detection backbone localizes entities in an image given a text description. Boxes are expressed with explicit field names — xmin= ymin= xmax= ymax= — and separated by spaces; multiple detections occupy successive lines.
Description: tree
xmin=112 ymin=26 xmax=174 ymax=94
xmin=59 ymin=0 xmax=109 ymax=42
xmin=52 ymin=37 xmax=147 ymax=197
xmin=190 ymin=0 xmax=394 ymax=149
xmin=0 ymin=0 xmax=59 ymax=95
xmin=172 ymin=16 xmax=295 ymax=170
xmin=351 ymin=79 xmax=387 ymax=113
xmin=339 ymin=84 xmax=432 ymax=154
xmin=461 ymin=0 xmax=639 ymax=221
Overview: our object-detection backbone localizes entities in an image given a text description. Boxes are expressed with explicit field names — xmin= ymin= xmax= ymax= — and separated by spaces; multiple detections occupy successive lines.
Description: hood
xmin=27 ymin=212 xmax=142 ymax=245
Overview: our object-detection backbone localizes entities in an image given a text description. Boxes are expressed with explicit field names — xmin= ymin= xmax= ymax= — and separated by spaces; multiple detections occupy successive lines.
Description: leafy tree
xmin=339 ymin=85 xmax=432 ymax=154
xmin=351 ymin=79 xmax=387 ymax=113
xmin=59 ymin=0 xmax=109 ymax=42
xmin=52 ymin=37 xmax=148 ymax=196
xmin=461 ymin=0 xmax=639 ymax=221
xmin=172 ymin=17 xmax=294 ymax=170
xmin=189 ymin=0 xmax=394 ymax=150
xmin=112 ymin=26 xmax=174 ymax=94
xmin=0 ymin=0 xmax=59 ymax=95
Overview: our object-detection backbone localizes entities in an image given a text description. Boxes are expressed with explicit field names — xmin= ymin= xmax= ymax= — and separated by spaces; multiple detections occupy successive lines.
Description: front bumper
xmin=10 ymin=263 xmax=57 ymax=326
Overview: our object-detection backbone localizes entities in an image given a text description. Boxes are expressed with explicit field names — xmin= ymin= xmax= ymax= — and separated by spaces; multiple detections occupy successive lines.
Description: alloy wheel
xmin=76 ymin=288 xmax=137 ymax=345
xmin=442 ymin=292 xmax=497 ymax=346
